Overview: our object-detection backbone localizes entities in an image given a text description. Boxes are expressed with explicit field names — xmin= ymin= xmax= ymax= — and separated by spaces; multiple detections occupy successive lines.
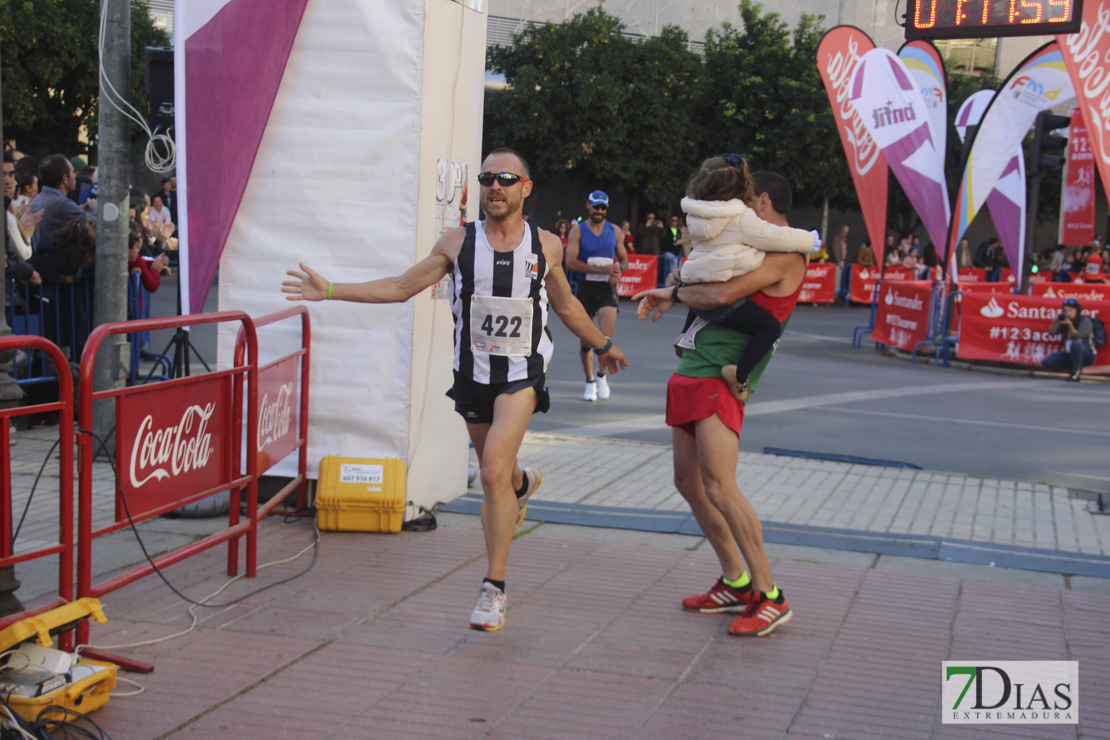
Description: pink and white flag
xmin=849 ymin=48 xmax=951 ymax=254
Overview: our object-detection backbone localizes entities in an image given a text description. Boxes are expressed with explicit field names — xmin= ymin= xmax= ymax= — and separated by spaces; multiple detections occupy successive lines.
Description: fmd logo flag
xmin=942 ymin=661 xmax=1078 ymax=724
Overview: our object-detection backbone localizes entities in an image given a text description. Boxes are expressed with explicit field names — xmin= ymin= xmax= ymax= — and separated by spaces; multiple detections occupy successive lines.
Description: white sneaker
xmin=596 ymin=375 xmax=610 ymax=400
xmin=515 ymin=468 xmax=542 ymax=529
xmin=469 ymin=582 xmax=507 ymax=631
xmin=583 ymin=380 xmax=598 ymax=402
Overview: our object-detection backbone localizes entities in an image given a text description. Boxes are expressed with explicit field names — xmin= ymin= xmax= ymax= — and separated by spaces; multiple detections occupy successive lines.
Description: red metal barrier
xmin=0 ymin=337 xmax=75 ymax=648
xmin=229 ymin=306 xmax=311 ymax=576
xmin=75 ymin=311 xmax=259 ymax=647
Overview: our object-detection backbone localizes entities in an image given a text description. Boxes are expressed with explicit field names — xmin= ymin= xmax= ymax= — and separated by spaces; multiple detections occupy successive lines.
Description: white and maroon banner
xmin=116 ymin=375 xmax=232 ymax=519
xmin=849 ymin=48 xmax=950 ymax=253
xmin=617 ymin=254 xmax=657 ymax=298
xmin=959 ymin=281 xmax=1015 ymax=294
xmin=1031 ymin=282 xmax=1110 ymax=300
xmin=870 ymin=280 xmax=934 ymax=351
xmin=1059 ymin=3 xmax=1110 ymax=212
xmin=898 ymin=40 xmax=948 ymax=161
xmin=957 ymin=292 xmax=1110 ymax=366
xmin=800 ymin=262 xmax=836 ymax=303
xmin=817 ymin=27 xmax=889 ymax=267
xmin=1060 ymin=107 xmax=1096 ymax=247
xmin=175 ymin=0 xmax=311 ymax=315
xmin=950 ymin=43 xmax=1073 ymax=289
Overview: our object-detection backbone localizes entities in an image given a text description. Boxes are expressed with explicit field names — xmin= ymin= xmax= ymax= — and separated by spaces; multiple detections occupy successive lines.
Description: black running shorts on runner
xmin=446 ymin=371 xmax=551 ymax=425
xmin=573 ymin=280 xmax=619 ymax=317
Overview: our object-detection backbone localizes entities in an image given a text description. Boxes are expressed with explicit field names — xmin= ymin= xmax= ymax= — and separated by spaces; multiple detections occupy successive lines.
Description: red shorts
xmin=665 ymin=374 xmax=745 ymax=438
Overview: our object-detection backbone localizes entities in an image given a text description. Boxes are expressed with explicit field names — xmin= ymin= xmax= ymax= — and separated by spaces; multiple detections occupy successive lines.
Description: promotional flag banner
xmin=817 ymin=26 xmax=890 ymax=267
xmin=175 ymin=0 xmax=311 ymax=314
xmin=898 ymin=40 xmax=948 ymax=162
xmin=1059 ymin=4 xmax=1110 ymax=208
xmin=952 ymin=89 xmax=1026 ymax=286
xmin=849 ymin=48 xmax=951 ymax=253
xmin=1060 ymin=107 xmax=1096 ymax=246
xmin=949 ymin=43 xmax=1074 ymax=286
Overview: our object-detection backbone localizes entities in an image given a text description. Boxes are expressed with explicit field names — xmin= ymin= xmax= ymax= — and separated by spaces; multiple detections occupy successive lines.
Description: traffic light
xmin=1029 ymin=110 xmax=1071 ymax=175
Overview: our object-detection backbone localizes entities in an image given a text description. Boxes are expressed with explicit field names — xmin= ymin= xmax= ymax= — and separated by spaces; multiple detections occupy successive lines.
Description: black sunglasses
xmin=591 ymin=204 xmax=608 ymax=211
xmin=478 ymin=172 xmax=530 ymax=187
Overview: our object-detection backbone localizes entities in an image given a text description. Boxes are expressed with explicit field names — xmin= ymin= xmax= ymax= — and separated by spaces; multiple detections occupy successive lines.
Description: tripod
xmin=144 ymin=267 xmax=211 ymax=381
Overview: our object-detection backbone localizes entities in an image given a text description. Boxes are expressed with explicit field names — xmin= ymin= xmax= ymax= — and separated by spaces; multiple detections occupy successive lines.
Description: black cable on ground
xmin=11 ymin=439 xmax=61 ymax=547
xmin=78 ymin=428 xmax=319 ymax=609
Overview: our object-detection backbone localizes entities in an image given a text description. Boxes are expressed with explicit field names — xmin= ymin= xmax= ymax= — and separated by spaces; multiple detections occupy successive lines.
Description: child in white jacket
xmin=678 ymin=154 xmax=819 ymax=401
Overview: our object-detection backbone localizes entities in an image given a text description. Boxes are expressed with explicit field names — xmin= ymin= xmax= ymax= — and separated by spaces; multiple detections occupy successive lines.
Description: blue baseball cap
xmin=588 ymin=190 xmax=609 ymax=207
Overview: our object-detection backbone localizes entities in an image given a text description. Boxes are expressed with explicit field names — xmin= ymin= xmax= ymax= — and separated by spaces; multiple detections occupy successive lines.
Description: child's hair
xmin=686 ymin=155 xmax=757 ymax=209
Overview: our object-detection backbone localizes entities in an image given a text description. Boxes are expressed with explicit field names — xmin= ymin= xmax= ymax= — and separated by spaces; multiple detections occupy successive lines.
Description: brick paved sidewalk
xmin=73 ymin=517 xmax=1108 ymax=739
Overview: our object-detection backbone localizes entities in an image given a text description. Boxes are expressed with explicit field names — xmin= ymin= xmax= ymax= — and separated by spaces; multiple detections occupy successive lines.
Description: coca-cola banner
xmin=800 ymin=262 xmax=836 ymax=303
xmin=117 ymin=375 xmax=231 ymax=519
xmin=817 ymin=26 xmax=889 ymax=267
xmin=1060 ymin=107 xmax=1096 ymax=247
xmin=957 ymin=292 xmax=1110 ymax=366
xmin=849 ymin=48 xmax=950 ymax=252
xmin=870 ymin=280 xmax=934 ymax=351
xmin=616 ymin=254 xmax=657 ymax=298
xmin=848 ymin=264 xmax=882 ymax=303
xmin=1031 ymin=282 xmax=1110 ymax=301
xmin=257 ymin=356 xmax=299 ymax=475
xmin=1059 ymin=6 xmax=1110 ymax=213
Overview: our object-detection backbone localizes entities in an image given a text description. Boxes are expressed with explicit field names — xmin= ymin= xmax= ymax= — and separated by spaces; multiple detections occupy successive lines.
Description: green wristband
xmin=326 ymin=282 xmax=334 ymax=300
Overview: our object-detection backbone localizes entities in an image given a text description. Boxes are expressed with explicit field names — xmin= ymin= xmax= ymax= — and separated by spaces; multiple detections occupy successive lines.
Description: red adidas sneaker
xmin=727 ymin=590 xmax=792 ymax=637
xmin=682 ymin=577 xmax=753 ymax=613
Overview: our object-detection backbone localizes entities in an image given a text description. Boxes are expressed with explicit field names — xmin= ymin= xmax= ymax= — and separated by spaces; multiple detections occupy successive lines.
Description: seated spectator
xmin=902 ymin=249 xmax=919 ymax=272
xmin=149 ymin=193 xmax=172 ymax=225
xmin=1042 ymin=298 xmax=1096 ymax=381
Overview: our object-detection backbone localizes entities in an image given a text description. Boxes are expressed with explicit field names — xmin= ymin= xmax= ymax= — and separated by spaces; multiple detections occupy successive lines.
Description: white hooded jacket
xmin=679 ymin=197 xmax=815 ymax=284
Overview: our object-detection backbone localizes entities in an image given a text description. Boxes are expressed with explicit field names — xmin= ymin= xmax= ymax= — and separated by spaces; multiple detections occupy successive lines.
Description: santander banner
xmin=617 ymin=254 xmax=657 ymax=298
xmin=958 ymin=292 xmax=1110 ymax=367
xmin=1061 ymin=107 xmax=1096 ymax=246
xmin=1059 ymin=4 xmax=1110 ymax=214
xmin=800 ymin=262 xmax=836 ymax=303
xmin=1031 ymin=282 xmax=1110 ymax=301
xmin=870 ymin=280 xmax=934 ymax=351
xmin=257 ymin=356 xmax=299 ymax=475
xmin=817 ymin=27 xmax=889 ymax=267
xmin=117 ymin=375 xmax=231 ymax=519
xmin=848 ymin=265 xmax=917 ymax=303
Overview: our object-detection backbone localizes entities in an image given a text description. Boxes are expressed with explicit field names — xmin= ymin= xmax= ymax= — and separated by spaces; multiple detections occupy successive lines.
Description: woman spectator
xmin=854 ymin=238 xmax=875 ymax=266
xmin=128 ymin=220 xmax=169 ymax=313
xmin=620 ymin=220 xmax=635 ymax=253
xmin=553 ymin=219 xmax=571 ymax=265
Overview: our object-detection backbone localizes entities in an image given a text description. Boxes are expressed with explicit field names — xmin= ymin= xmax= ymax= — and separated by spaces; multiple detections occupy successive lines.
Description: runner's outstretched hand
xmin=598 ymin=345 xmax=630 ymax=375
xmin=633 ymin=287 xmax=675 ymax=322
xmin=283 ymin=263 xmax=329 ymax=301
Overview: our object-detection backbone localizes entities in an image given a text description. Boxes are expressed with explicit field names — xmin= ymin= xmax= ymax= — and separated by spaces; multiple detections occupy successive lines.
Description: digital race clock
xmin=906 ymin=0 xmax=1082 ymax=39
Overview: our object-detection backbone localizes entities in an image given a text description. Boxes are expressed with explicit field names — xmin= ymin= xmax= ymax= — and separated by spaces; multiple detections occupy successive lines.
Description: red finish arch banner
xmin=870 ymin=280 xmax=934 ymax=351
xmin=958 ymin=292 xmax=1110 ymax=367
xmin=817 ymin=26 xmax=890 ymax=267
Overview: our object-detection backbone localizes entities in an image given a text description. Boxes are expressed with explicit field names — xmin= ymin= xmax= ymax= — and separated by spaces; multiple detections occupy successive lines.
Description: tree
xmin=696 ymin=1 xmax=846 ymax=210
xmin=485 ymin=8 xmax=703 ymax=210
xmin=0 ymin=0 xmax=169 ymax=156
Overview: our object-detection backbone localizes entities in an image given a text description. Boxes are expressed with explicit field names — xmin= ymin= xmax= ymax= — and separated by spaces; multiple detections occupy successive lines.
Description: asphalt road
xmin=155 ymin=277 xmax=1108 ymax=493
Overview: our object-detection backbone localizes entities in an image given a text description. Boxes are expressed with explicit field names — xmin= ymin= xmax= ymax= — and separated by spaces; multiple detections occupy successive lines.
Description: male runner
xmin=284 ymin=148 xmax=629 ymax=631
xmin=635 ymin=171 xmax=803 ymax=637
xmin=564 ymin=190 xmax=628 ymax=401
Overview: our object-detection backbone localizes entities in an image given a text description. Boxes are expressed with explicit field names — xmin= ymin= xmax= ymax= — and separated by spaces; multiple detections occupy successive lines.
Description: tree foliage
xmin=0 ymin=0 xmax=169 ymax=156
xmin=485 ymin=8 xmax=703 ymax=209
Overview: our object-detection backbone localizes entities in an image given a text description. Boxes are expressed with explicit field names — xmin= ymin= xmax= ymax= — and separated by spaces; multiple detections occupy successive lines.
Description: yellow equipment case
xmin=316 ymin=456 xmax=407 ymax=533
xmin=0 ymin=598 xmax=118 ymax=724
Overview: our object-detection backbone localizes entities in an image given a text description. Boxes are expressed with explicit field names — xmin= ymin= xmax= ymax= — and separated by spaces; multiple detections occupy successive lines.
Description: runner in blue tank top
xmin=564 ymin=190 xmax=629 ymax=401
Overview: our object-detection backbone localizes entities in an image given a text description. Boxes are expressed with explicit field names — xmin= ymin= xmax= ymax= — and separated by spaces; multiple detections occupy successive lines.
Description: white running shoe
xmin=469 ymin=582 xmax=507 ymax=631
xmin=583 ymin=380 xmax=598 ymax=402
xmin=515 ymin=468 xmax=542 ymax=529
xmin=596 ymin=375 xmax=610 ymax=400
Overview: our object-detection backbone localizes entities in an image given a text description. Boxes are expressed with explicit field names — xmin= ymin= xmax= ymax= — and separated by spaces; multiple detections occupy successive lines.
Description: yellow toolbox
xmin=0 ymin=598 xmax=118 ymax=724
xmin=316 ymin=456 xmax=406 ymax=533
